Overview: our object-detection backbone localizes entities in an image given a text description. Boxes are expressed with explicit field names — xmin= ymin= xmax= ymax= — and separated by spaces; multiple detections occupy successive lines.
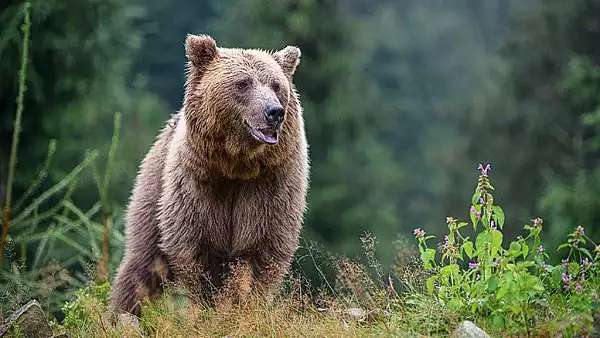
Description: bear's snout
xmin=264 ymin=103 xmax=285 ymax=127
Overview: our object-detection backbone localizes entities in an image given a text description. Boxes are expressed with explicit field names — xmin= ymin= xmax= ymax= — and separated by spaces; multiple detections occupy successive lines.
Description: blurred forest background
xmin=2 ymin=0 xmax=600 ymax=318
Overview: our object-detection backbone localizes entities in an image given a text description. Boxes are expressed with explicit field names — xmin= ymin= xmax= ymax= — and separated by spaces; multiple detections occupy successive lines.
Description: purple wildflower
xmin=476 ymin=274 xmax=481 ymax=280
xmin=490 ymin=219 xmax=497 ymax=230
xmin=533 ymin=217 xmax=543 ymax=228
xmin=576 ymin=225 xmax=585 ymax=237
xmin=494 ymin=258 xmax=501 ymax=266
xmin=562 ymin=273 xmax=572 ymax=290
xmin=478 ymin=163 xmax=491 ymax=176
xmin=562 ymin=258 xmax=569 ymax=269
xmin=469 ymin=261 xmax=480 ymax=270
xmin=537 ymin=245 xmax=544 ymax=254
xmin=413 ymin=228 xmax=425 ymax=239
xmin=446 ymin=217 xmax=452 ymax=224
xmin=441 ymin=235 xmax=451 ymax=250
xmin=576 ymin=283 xmax=583 ymax=292
xmin=541 ymin=261 xmax=547 ymax=269
xmin=582 ymin=257 xmax=593 ymax=269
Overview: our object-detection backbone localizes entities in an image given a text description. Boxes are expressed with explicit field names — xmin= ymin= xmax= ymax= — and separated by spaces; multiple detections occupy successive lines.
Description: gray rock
xmin=117 ymin=313 xmax=141 ymax=329
xmin=450 ymin=320 xmax=491 ymax=338
xmin=344 ymin=307 xmax=367 ymax=321
xmin=0 ymin=300 xmax=53 ymax=338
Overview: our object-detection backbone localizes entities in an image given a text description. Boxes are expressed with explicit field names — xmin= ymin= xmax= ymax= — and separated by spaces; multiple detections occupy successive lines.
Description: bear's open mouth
xmin=249 ymin=126 xmax=279 ymax=145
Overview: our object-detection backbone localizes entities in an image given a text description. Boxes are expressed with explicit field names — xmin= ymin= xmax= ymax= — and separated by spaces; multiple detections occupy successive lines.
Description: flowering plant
xmin=413 ymin=164 xmax=600 ymax=334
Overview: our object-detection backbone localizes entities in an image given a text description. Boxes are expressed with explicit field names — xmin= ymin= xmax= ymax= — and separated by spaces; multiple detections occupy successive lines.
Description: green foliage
xmin=441 ymin=0 xmax=600 ymax=247
xmin=0 ymin=124 xmax=127 ymax=316
xmin=540 ymin=56 xmax=600 ymax=247
xmin=1 ymin=1 xmax=32 ymax=264
xmin=61 ymin=282 xmax=110 ymax=331
xmin=0 ymin=16 xmax=126 ymax=310
xmin=414 ymin=164 xmax=600 ymax=336
xmin=0 ymin=0 xmax=167 ymax=209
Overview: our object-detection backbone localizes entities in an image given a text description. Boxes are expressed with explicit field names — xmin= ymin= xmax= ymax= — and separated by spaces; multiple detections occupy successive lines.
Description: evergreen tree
xmin=0 ymin=0 xmax=167 ymax=208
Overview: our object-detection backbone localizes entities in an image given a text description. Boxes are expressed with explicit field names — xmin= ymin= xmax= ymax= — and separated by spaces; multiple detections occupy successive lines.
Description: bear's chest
xmin=201 ymin=178 xmax=276 ymax=255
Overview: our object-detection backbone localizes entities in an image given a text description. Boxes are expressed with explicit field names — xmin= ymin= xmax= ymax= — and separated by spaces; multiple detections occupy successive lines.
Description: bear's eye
xmin=271 ymin=81 xmax=281 ymax=93
xmin=236 ymin=78 xmax=252 ymax=91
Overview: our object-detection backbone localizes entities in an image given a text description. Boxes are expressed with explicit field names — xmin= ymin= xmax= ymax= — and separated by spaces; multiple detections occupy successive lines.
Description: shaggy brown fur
xmin=109 ymin=34 xmax=309 ymax=316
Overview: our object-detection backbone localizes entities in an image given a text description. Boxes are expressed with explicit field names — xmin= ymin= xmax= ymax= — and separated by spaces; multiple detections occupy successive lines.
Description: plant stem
xmin=1 ymin=2 xmax=32 ymax=264
xmin=98 ymin=112 xmax=121 ymax=282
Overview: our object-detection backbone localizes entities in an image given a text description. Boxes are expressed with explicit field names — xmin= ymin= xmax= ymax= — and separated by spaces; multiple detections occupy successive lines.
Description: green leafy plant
xmin=414 ymin=164 xmax=600 ymax=335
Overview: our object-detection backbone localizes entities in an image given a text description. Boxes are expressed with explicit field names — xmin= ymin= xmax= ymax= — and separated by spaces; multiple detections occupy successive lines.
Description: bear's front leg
xmin=159 ymin=234 xmax=213 ymax=306
xmin=251 ymin=236 xmax=298 ymax=305
xmin=110 ymin=252 xmax=170 ymax=317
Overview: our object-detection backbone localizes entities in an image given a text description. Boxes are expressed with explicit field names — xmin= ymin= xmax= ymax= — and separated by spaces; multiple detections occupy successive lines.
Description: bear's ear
xmin=273 ymin=46 xmax=301 ymax=78
xmin=185 ymin=34 xmax=218 ymax=70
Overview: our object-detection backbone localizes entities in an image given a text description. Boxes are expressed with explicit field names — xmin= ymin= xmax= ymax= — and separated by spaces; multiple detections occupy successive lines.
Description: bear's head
xmin=182 ymin=34 xmax=301 ymax=154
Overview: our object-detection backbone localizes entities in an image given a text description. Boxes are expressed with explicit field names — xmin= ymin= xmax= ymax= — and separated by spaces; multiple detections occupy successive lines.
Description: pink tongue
xmin=262 ymin=131 xmax=277 ymax=143
xmin=253 ymin=128 xmax=278 ymax=144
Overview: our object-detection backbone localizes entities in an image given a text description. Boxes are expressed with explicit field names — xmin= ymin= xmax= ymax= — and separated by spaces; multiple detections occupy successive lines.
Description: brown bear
xmin=109 ymin=34 xmax=309 ymax=317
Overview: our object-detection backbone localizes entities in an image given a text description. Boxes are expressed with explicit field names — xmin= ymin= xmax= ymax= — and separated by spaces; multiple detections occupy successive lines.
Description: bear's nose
xmin=265 ymin=104 xmax=284 ymax=124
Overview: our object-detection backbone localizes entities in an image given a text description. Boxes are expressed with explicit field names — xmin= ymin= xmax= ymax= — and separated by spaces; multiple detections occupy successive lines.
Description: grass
xmin=47 ymin=213 xmax=598 ymax=338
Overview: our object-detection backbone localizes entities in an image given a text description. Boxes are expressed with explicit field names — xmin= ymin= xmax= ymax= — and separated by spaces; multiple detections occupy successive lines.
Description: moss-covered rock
xmin=0 ymin=300 xmax=53 ymax=338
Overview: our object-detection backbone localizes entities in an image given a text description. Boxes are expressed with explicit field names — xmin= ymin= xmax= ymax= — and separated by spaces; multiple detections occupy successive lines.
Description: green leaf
xmin=509 ymin=241 xmax=521 ymax=253
xmin=461 ymin=241 xmax=474 ymax=259
xmin=492 ymin=315 xmax=505 ymax=329
xmin=426 ymin=275 xmax=437 ymax=294
xmin=522 ymin=242 xmax=529 ymax=259
xmin=578 ymin=247 xmax=593 ymax=259
xmin=420 ymin=248 xmax=437 ymax=269
xmin=497 ymin=286 xmax=508 ymax=300
xmin=470 ymin=211 xmax=478 ymax=231
xmin=440 ymin=264 xmax=460 ymax=277
xmin=492 ymin=205 xmax=505 ymax=229
xmin=472 ymin=189 xmax=482 ymax=206
xmin=517 ymin=261 xmax=534 ymax=269
xmin=470 ymin=301 xmax=478 ymax=314
xmin=457 ymin=222 xmax=468 ymax=229
xmin=491 ymin=230 xmax=503 ymax=255
xmin=475 ymin=229 xmax=503 ymax=256
xmin=568 ymin=262 xmax=580 ymax=275
xmin=557 ymin=243 xmax=570 ymax=251
xmin=420 ymin=251 xmax=430 ymax=268
xmin=483 ymin=211 xmax=491 ymax=227
xmin=475 ymin=231 xmax=489 ymax=252
xmin=488 ymin=276 xmax=500 ymax=291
